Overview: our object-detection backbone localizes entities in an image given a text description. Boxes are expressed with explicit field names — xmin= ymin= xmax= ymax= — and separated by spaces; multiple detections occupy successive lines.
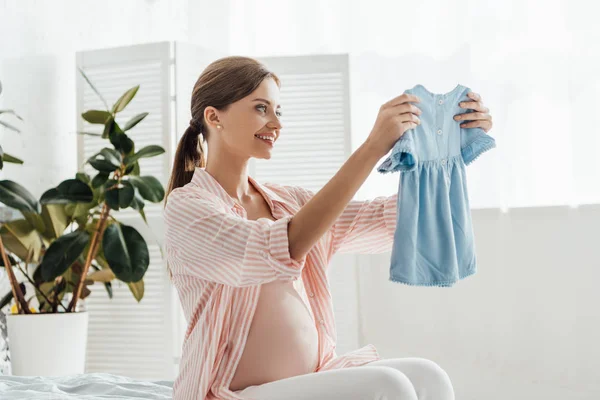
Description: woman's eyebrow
xmin=252 ymin=98 xmax=281 ymax=108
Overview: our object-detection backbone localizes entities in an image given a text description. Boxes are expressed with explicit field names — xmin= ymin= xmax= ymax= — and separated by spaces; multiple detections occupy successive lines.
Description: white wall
xmin=356 ymin=205 xmax=600 ymax=400
xmin=0 ymin=0 xmax=229 ymax=195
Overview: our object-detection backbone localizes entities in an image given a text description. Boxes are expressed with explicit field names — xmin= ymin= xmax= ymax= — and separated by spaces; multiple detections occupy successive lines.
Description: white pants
xmin=236 ymin=357 xmax=455 ymax=400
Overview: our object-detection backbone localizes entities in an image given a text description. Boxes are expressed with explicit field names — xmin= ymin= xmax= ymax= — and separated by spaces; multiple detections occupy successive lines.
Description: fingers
xmin=395 ymin=111 xmax=421 ymax=126
xmin=467 ymin=91 xmax=481 ymax=101
xmin=382 ymin=93 xmax=420 ymax=109
xmin=459 ymin=101 xmax=488 ymax=113
xmin=459 ymin=120 xmax=492 ymax=132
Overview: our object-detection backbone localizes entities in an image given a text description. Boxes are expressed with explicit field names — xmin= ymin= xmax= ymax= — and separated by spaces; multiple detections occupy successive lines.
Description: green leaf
xmin=124 ymin=161 xmax=140 ymax=176
xmin=64 ymin=201 xmax=94 ymax=219
xmin=123 ymin=145 xmax=165 ymax=166
xmin=110 ymin=132 xmax=134 ymax=154
xmin=128 ymin=279 xmax=144 ymax=302
xmin=0 ymin=119 xmax=20 ymax=133
xmin=0 ymin=180 xmax=44 ymax=232
xmin=75 ymin=172 xmax=91 ymax=185
xmin=91 ymin=172 xmax=109 ymax=188
xmin=78 ymin=67 xmax=109 ymax=110
xmin=0 ymin=180 xmax=40 ymax=213
xmin=103 ymin=223 xmax=149 ymax=283
xmin=82 ymin=110 xmax=112 ymax=125
xmin=40 ymin=203 xmax=69 ymax=240
xmin=128 ymin=176 xmax=165 ymax=203
xmin=56 ymin=179 xmax=94 ymax=202
xmin=111 ymin=85 xmax=139 ymax=114
xmin=88 ymin=158 xmax=117 ymax=173
xmin=40 ymin=179 xmax=94 ymax=204
xmin=129 ymin=187 xmax=147 ymax=224
xmin=123 ymin=112 xmax=148 ymax=131
xmin=87 ymin=268 xmax=115 ymax=282
xmin=99 ymin=148 xmax=121 ymax=167
xmin=0 ymin=219 xmax=43 ymax=263
xmin=87 ymin=148 xmax=120 ymax=172
xmin=102 ymin=115 xmax=114 ymax=139
xmin=104 ymin=180 xmax=134 ymax=210
xmin=40 ymin=230 xmax=90 ymax=281
xmin=2 ymin=153 xmax=24 ymax=164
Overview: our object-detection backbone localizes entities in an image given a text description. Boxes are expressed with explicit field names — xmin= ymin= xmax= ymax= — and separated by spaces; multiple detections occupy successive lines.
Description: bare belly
xmin=229 ymin=278 xmax=320 ymax=391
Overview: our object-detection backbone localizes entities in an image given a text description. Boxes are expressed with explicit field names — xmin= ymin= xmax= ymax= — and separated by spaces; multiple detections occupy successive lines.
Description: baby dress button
xmin=437 ymin=129 xmax=443 ymax=135
xmin=438 ymin=99 xmax=443 ymax=105
xmin=319 ymin=319 xmax=325 ymax=325
xmin=441 ymin=159 xmax=447 ymax=166
xmin=309 ymin=292 xmax=315 ymax=297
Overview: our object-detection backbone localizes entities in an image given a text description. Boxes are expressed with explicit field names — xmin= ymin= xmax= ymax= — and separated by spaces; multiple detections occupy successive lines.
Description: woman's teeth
xmin=255 ymin=135 xmax=274 ymax=142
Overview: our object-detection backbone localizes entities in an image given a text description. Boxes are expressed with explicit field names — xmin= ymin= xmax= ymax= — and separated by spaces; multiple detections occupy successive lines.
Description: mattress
xmin=0 ymin=372 xmax=173 ymax=399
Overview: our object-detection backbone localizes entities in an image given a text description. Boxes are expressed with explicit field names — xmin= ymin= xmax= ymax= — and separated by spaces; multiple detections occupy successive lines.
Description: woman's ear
xmin=204 ymin=106 xmax=221 ymax=129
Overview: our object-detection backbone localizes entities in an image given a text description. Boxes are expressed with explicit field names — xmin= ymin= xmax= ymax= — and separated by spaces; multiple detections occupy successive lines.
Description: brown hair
xmin=165 ymin=56 xmax=280 ymax=204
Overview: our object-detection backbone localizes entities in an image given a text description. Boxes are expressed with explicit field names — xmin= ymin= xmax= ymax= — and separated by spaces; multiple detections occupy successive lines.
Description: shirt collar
xmin=191 ymin=167 xmax=286 ymax=211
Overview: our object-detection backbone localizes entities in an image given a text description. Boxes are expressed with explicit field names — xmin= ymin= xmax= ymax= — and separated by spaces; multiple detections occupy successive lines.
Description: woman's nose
xmin=269 ymin=119 xmax=283 ymax=130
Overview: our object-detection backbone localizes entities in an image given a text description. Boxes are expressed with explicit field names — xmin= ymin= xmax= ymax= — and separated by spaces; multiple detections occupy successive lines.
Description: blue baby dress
xmin=377 ymin=84 xmax=495 ymax=287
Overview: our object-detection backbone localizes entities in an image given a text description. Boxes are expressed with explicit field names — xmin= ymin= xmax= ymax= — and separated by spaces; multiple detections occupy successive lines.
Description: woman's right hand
xmin=364 ymin=93 xmax=422 ymax=158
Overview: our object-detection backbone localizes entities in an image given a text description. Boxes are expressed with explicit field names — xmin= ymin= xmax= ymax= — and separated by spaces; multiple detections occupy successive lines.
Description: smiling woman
xmin=163 ymin=55 xmax=456 ymax=400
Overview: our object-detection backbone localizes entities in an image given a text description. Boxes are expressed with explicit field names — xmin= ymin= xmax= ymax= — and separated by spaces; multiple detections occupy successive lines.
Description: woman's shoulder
xmin=165 ymin=184 xmax=224 ymax=214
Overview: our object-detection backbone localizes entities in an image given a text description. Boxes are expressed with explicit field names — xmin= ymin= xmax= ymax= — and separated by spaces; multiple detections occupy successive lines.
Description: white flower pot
xmin=6 ymin=311 xmax=89 ymax=376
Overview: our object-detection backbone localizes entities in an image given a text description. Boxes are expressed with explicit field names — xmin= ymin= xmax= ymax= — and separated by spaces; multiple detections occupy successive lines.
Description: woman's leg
xmin=363 ymin=358 xmax=455 ymax=400
xmin=235 ymin=365 xmax=418 ymax=400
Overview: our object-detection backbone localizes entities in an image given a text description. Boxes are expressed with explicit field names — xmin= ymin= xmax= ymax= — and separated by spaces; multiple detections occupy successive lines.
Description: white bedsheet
xmin=0 ymin=373 xmax=173 ymax=399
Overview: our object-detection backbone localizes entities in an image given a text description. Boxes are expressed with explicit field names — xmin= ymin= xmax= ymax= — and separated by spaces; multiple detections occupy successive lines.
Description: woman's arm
xmin=290 ymin=186 xmax=397 ymax=255
xmin=287 ymin=141 xmax=391 ymax=260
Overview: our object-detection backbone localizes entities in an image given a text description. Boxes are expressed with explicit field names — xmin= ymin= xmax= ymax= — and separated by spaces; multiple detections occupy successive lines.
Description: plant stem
xmin=0 ymin=235 xmax=30 ymax=314
xmin=15 ymin=264 xmax=68 ymax=313
xmin=67 ymin=202 xmax=110 ymax=312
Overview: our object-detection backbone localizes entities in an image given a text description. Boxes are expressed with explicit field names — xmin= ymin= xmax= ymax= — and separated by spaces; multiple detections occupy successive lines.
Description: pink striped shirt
xmin=164 ymin=167 xmax=398 ymax=400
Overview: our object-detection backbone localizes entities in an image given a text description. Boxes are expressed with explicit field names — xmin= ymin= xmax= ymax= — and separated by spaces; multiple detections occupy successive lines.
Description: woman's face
xmin=205 ymin=77 xmax=283 ymax=160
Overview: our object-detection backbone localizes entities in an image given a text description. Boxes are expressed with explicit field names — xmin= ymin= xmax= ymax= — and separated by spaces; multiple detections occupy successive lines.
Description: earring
xmin=217 ymin=124 xmax=222 ymax=129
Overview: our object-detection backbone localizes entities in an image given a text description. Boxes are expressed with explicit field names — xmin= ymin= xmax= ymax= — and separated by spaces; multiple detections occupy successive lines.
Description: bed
xmin=0 ymin=372 xmax=173 ymax=399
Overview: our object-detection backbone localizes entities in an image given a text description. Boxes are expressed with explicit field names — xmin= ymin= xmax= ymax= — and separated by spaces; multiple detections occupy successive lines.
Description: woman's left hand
xmin=454 ymin=91 xmax=493 ymax=133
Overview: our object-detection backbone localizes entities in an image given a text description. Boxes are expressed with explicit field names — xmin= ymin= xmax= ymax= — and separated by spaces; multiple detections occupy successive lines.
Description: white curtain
xmin=228 ymin=0 xmax=600 ymax=209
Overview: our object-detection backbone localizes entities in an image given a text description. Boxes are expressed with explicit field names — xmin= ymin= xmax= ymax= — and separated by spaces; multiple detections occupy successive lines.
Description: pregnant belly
xmin=229 ymin=279 xmax=320 ymax=392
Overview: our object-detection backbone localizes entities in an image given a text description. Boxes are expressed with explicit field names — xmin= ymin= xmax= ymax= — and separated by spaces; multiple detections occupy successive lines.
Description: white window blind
xmin=76 ymin=41 xmax=174 ymax=380
xmin=253 ymin=55 xmax=352 ymax=191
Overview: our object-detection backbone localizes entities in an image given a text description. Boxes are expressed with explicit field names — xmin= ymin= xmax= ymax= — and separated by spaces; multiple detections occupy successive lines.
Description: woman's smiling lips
xmin=255 ymin=134 xmax=275 ymax=146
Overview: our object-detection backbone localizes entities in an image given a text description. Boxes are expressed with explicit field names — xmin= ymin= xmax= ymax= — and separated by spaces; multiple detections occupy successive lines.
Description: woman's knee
xmin=367 ymin=366 xmax=418 ymax=400
xmin=409 ymin=358 xmax=455 ymax=400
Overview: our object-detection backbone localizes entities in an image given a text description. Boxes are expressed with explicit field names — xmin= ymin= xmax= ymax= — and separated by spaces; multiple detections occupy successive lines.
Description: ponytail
xmin=165 ymin=120 xmax=206 ymax=206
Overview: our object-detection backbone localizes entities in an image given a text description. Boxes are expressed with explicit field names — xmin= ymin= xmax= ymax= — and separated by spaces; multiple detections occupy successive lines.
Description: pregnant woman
xmin=164 ymin=56 xmax=493 ymax=400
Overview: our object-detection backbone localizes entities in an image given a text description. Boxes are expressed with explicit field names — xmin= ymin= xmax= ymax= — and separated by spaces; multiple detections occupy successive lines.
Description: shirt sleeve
xmin=289 ymin=186 xmax=398 ymax=255
xmin=164 ymin=191 xmax=307 ymax=287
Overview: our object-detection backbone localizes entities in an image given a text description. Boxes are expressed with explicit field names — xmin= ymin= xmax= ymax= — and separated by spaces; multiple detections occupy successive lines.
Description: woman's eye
xmin=257 ymin=104 xmax=282 ymax=118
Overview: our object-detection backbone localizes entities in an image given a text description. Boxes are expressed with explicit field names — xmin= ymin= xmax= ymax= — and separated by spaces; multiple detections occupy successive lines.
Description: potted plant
xmin=0 ymin=78 xmax=26 ymax=375
xmin=0 ymin=71 xmax=166 ymax=376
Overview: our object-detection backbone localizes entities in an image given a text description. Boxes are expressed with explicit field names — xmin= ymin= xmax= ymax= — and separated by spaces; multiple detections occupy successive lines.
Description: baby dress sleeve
xmin=376 ymin=130 xmax=418 ymax=173
xmin=459 ymin=93 xmax=496 ymax=165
